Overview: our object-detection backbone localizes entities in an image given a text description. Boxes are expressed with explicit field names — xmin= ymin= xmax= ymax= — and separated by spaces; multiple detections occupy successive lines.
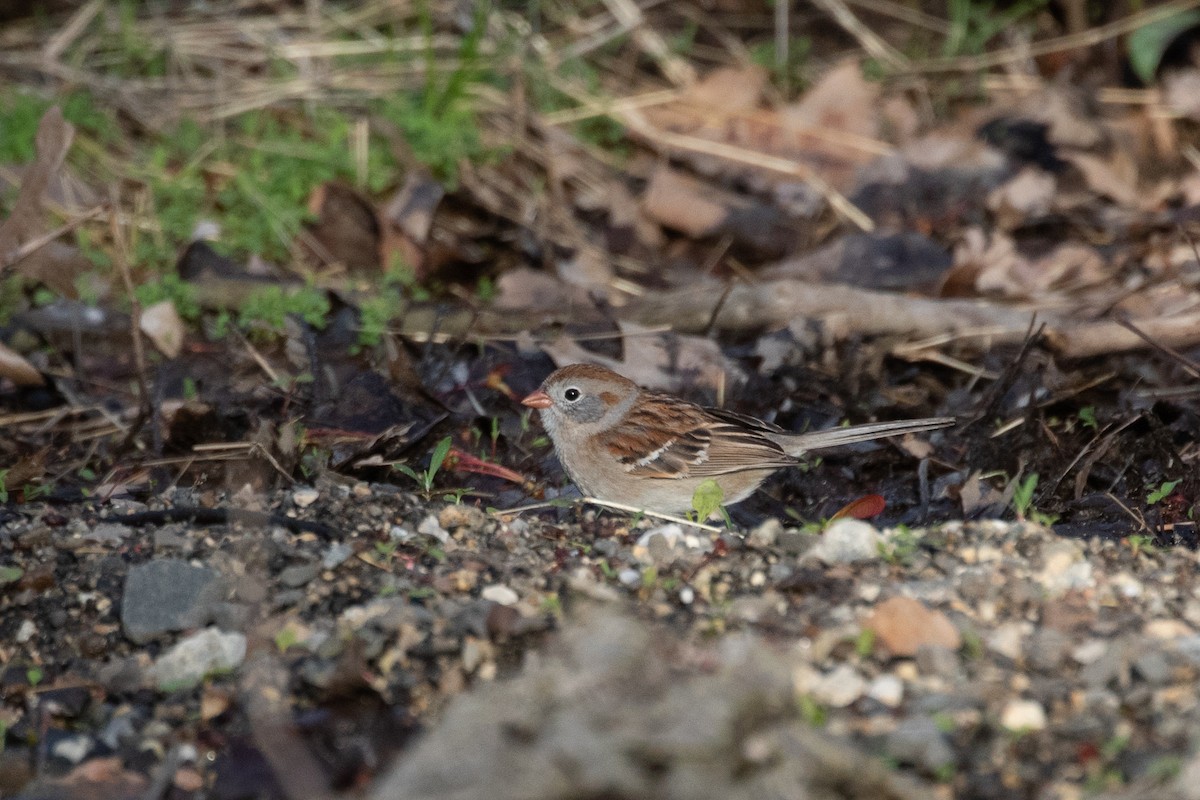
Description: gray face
xmin=540 ymin=376 xmax=635 ymax=440
xmin=547 ymin=379 xmax=606 ymax=423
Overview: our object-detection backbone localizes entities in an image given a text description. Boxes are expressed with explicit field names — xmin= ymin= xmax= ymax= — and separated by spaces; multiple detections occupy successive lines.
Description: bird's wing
xmin=603 ymin=394 xmax=795 ymax=479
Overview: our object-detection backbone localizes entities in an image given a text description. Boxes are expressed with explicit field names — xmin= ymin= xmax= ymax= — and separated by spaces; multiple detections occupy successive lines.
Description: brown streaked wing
xmin=604 ymin=393 xmax=794 ymax=479
xmin=689 ymin=422 xmax=796 ymax=476
xmin=603 ymin=393 xmax=714 ymax=478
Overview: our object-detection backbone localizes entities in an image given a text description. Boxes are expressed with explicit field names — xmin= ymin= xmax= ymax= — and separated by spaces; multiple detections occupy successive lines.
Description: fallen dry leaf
xmin=303 ymin=181 xmax=381 ymax=272
xmin=139 ymin=299 xmax=185 ymax=358
xmin=0 ymin=106 xmax=91 ymax=298
xmin=0 ymin=341 xmax=45 ymax=386
xmin=782 ymin=58 xmax=881 ymax=141
xmin=641 ymin=165 xmax=727 ymax=238
xmin=380 ymin=170 xmax=445 ymax=278
xmin=541 ymin=320 xmax=739 ymax=393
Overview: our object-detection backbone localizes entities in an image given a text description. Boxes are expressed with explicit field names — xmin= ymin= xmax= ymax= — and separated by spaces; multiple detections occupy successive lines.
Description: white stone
xmin=1145 ymin=618 xmax=1194 ymax=640
xmin=988 ymin=621 xmax=1029 ymax=661
xmin=636 ymin=524 xmax=685 ymax=549
xmin=1000 ymin=699 xmax=1047 ymax=731
xmin=148 ymin=628 xmax=247 ymax=691
xmin=617 ymin=568 xmax=642 ymax=588
xmin=292 ymin=487 xmax=319 ymax=508
xmin=811 ymin=663 xmax=866 ymax=707
xmin=867 ymin=674 xmax=904 ymax=707
xmin=15 ymin=619 xmax=36 ymax=644
xmin=481 ymin=584 xmax=519 ymax=606
xmin=417 ymin=515 xmax=450 ymax=544
xmin=1037 ymin=541 xmax=1094 ymax=597
xmin=810 ymin=519 xmax=881 ymax=564
xmin=1110 ymin=571 xmax=1143 ymax=598
xmin=1071 ymin=639 xmax=1109 ymax=665
xmin=51 ymin=734 xmax=92 ymax=764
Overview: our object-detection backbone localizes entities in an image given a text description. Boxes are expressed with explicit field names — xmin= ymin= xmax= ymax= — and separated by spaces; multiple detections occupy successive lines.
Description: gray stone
xmin=370 ymin=608 xmax=935 ymax=800
xmin=322 ymin=542 xmax=354 ymax=569
xmin=916 ymin=644 xmax=961 ymax=678
xmin=777 ymin=529 xmax=817 ymax=555
xmin=120 ymin=560 xmax=222 ymax=644
xmin=1026 ymin=628 xmax=1071 ymax=672
xmin=147 ymin=627 xmax=247 ymax=691
xmin=1133 ymin=648 xmax=1172 ymax=685
xmin=278 ymin=561 xmax=321 ymax=588
xmin=809 ymin=519 xmax=880 ymax=564
xmin=884 ymin=716 xmax=954 ymax=773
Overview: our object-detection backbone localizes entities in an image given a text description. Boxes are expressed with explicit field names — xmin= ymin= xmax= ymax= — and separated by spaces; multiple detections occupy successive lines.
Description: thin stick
xmin=910 ymin=0 xmax=1200 ymax=74
xmin=497 ymin=497 xmax=724 ymax=534
xmin=621 ymin=108 xmax=874 ymax=232
xmin=810 ymin=0 xmax=910 ymax=71
xmin=109 ymin=189 xmax=150 ymax=416
xmin=0 ymin=205 xmax=107 ymax=271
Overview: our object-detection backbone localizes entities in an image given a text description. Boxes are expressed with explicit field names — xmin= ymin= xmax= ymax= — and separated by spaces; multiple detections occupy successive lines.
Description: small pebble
xmin=617 ymin=568 xmax=641 ymax=588
xmin=867 ymin=674 xmax=904 ymax=707
xmin=1000 ymin=699 xmax=1047 ymax=732
xmin=15 ymin=619 xmax=36 ymax=644
xmin=812 ymin=664 xmax=866 ymax=707
xmin=1071 ymin=639 xmax=1108 ymax=665
xmin=810 ymin=519 xmax=881 ymax=564
xmin=292 ymin=487 xmax=319 ymax=508
xmin=417 ymin=515 xmax=450 ymax=544
xmin=322 ymin=542 xmax=354 ymax=569
xmin=481 ymin=585 xmax=519 ymax=606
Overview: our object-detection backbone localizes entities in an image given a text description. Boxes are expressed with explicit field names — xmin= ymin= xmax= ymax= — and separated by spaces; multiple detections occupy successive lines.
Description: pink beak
xmin=521 ymin=390 xmax=552 ymax=409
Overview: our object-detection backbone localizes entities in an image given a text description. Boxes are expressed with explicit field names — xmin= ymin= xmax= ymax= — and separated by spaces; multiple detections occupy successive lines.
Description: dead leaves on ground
xmin=5 ymin=2 xmax=1200 ymax=515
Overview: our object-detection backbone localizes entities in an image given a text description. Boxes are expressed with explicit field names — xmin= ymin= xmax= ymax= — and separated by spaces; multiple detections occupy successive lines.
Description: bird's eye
xmin=563 ymin=387 xmax=581 ymax=402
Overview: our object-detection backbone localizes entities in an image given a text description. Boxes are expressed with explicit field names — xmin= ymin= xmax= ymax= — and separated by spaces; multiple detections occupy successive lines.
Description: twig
xmin=620 ymin=108 xmax=875 ymax=232
xmin=0 ymin=204 xmax=107 ymax=271
xmin=497 ymin=497 xmax=724 ymax=534
xmin=42 ymin=0 xmax=103 ymax=61
xmin=1116 ymin=316 xmax=1200 ymax=379
xmin=102 ymin=506 xmax=338 ymax=538
xmin=597 ymin=0 xmax=695 ymax=86
xmin=810 ymin=0 xmax=910 ymax=71
xmin=909 ymin=0 xmax=1200 ymax=74
xmin=109 ymin=190 xmax=150 ymax=416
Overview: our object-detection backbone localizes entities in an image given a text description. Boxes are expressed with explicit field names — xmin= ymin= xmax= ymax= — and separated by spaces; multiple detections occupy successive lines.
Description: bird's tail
xmin=778 ymin=417 xmax=955 ymax=456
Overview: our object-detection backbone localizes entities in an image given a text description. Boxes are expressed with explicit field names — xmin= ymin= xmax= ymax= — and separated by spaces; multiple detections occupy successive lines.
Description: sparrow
xmin=520 ymin=363 xmax=954 ymax=515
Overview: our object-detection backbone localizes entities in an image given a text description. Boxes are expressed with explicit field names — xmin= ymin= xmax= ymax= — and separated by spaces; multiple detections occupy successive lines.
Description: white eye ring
xmin=563 ymin=387 xmax=581 ymax=402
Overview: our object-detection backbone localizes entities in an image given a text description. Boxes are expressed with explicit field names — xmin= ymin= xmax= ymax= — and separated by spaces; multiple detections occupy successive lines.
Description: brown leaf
xmin=782 ymin=58 xmax=880 ymax=141
xmin=541 ymin=320 xmax=738 ymax=393
xmin=380 ymin=170 xmax=445 ymax=278
xmin=0 ymin=106 xmax=88 ymax=298
xmin=641 ymin=165 xmax=727 ymax=238
xmin=0 ymin=341 xmax=45 ymax=386
xmin=301 ymin=181 xmax=381 ymax=273
xmin=139 ymin=299 xmax=185 ymax=358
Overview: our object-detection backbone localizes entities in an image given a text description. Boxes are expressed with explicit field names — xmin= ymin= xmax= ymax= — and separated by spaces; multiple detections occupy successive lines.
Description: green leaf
xmin=691 ymin=479 xmax=725 ymax=522
xmin=0 ymin=566 xmax=22 ymax=585
xmin=1128 ymin=10 xmax=1200 ymax=84
xmin=1012 ymin=473 xmax=1039 ymax=519
xmin=427 ymin=436 xmax=453 ymax=482
xmin=1148 ymin=479 xmax=1180 ymax=505
xmin=274 ymin=626 xmax=298 ymax=653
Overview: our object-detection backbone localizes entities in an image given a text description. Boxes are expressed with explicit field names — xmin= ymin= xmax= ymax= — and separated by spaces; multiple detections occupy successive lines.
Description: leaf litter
xmin=2 ymin=2 xmax=1200 ymax=798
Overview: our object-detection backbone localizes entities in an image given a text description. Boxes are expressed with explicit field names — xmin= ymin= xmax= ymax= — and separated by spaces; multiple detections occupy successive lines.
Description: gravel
xmin=4 ymin=490 xmax=1200 ymax=799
